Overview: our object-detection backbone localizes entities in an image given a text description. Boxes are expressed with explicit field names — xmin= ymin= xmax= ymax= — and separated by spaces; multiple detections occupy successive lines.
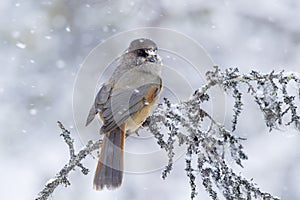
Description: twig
xmin=35 ymin=121 xmax=102 ymax=200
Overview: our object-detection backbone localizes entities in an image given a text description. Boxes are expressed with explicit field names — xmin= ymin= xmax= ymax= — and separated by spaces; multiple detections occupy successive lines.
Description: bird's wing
xmin=85 ymin=82 xmax=113 ymax=126
xmin=101 ymin=77 xmax=162 ymax=133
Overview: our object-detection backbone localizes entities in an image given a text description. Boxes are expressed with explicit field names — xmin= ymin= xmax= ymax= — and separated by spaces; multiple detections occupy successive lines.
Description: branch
xmin=148 ymin=67 xmax=299 ymax=200
xmin=208 ymin=67 xmax=300 ymax=131
xmin=36 ymin=67 xmax=300 ymax=200
xmin=35 ymin=121 xmax=102 ymax=200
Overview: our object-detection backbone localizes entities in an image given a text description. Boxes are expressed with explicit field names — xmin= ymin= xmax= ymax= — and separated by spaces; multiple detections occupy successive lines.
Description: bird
xmin=86 ymin=38 xmax=163 ymax=190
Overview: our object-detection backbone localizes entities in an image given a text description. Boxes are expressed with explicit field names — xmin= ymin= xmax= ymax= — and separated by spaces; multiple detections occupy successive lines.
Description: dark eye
xmin=137 ymin=49 xmax=148 ymax=57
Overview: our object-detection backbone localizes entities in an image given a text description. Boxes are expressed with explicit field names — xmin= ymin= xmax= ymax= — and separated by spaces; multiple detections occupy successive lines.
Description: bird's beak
xmin=146 ymin=49 xmax=160 ymax=63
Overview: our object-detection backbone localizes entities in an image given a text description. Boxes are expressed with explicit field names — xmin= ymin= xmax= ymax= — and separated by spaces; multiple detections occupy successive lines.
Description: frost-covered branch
xmin=35 ymin=121 xmax=102 ymax=200
xmin=36 ymin=67 xmax=300 ymax=200
xmin=205 ymin=66 xmax=300 ymax=131
xmin=148 ymin=67 xmax=299 ymax=200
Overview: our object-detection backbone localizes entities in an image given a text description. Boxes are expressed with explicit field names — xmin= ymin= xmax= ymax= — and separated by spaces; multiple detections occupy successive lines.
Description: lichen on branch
xmin=148 ymin=67 xmax=299 ymax=199
xmin=35 ymin=122 xmax=102 ymax=200
xmin=36 ymin=67 xmax=300 ymax=200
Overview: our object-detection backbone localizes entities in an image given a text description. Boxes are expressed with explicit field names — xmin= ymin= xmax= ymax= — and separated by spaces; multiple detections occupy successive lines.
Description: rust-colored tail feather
xmin=93 ymin=127 xmax=125 ymax=190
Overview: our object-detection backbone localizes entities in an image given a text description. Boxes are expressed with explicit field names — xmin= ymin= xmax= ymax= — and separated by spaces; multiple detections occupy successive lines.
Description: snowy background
xmin=1 ymin=0 xmax=300 ymax=199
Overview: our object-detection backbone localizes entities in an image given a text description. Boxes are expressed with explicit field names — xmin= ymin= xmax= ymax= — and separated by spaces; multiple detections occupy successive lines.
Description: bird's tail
xmin=93 ymin=126 xmax=125 ymax=190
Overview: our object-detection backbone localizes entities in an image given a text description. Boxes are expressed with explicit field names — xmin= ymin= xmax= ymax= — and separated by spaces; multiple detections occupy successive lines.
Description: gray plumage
xmin=86 ymin=38 xmax=163 ymax=190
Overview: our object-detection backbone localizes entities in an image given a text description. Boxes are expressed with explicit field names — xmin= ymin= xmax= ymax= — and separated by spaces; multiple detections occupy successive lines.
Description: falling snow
xmin=44 ymin=35 xmax=52 ymax=40
xmin=56 ymin=60 xmax=65 ymax=69
xmin=2 ymin=1 xmax=300 ymax=200
xmin=65 ymin=26 xmax=71 ymax=32
xmin=12 ymin=31 xmax=20 ymax=38
xmin=29 ymin=109 xmax=37 ymax=115
xmin=16 ymin=42 xmax=26 ymax=49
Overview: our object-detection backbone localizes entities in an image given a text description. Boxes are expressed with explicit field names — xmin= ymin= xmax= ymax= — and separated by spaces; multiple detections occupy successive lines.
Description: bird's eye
xmin=137 ymin=49 xmax=148 ymax=57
